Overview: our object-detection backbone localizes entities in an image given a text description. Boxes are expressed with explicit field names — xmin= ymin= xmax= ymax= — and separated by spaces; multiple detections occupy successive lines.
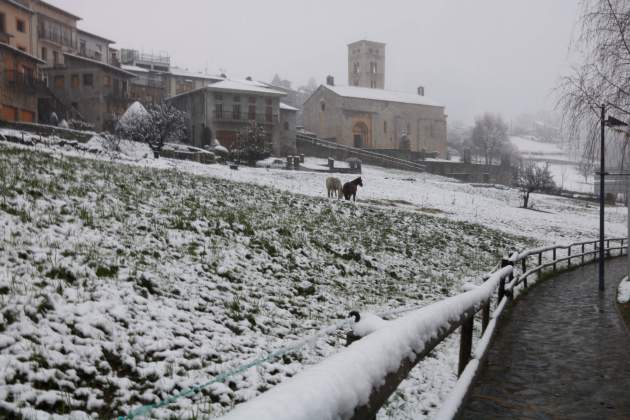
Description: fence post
xmin=568 ymin=246 xmax=571 ymax=267
xmin=582 ymin=243 xmax=585 ymax=264
xmin=552 ymin=248 xmax=557 ymax=272
xmin=499 ymin=257 xmax=513 ymax=301
xmin=522 ymin=258 xmax=528 ymax=288
xmin=594 ymin=242 xmax=598 ymax=262
xmin=538 ymin=252 xmax=542 ymax=267
xmin=458 ymin=315 xmax=474 ymax=377
xmin=606 ymin=239 xmax=610 ymax=258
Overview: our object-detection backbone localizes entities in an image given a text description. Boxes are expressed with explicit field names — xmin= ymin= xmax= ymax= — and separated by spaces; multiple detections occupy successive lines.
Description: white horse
xmin=326 ymin=177 xmax=342 ymax=199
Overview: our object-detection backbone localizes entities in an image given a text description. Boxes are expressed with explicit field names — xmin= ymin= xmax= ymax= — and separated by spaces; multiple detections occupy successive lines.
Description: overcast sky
xmin=52 ymin=0 xmax=579 ymax=124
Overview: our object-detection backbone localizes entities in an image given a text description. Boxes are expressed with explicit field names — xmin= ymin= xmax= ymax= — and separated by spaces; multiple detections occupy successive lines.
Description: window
xmin=384 ymin=121 xmax=387 ymax=133
xmin=320 ymin=101 xmax=326 ymax=112
xmin=16 ymin=19 xmax=25 ymax=33
xmin=54 ymin=75 xmax=65 ymax=89
xmin=83 ymin=74 xmax=94 ymax=87
xmin=265 ymin=106 xmax=273 ymax=122
xmin=52 ymin=51 xmax=59 ymax=65
xmin=0 ymin=13 xmax=5 ymax=33
xmin=41 ymin=47 xmax=47 ymax=61
xmin=284 ymin=121 xmax=289 ymax=131
xmin=79 ymin=40 xmax=86 ymax=55
xmin=265 ymin=97 xmax=272 ymax=106
xmin=71 ymin=74 xmax=80 ymax=89
xmin=71 ymin=102 xmax=78 ymax=110
xmin=103 ymin=75 xmax=111 ymax=87
xmin=233 ymin=104 xmax=241 ymax=120
xmin=216 ymin=103 xmax=223 ymax=119
xmin=353 ymin=62 xmax=360 ymax=74
xmin=233 ymin=95 xmax=240 ymax=103
xmin=370 ymin=62 xmax=377 ymax=74
xmin=248 ymin=96 xmax=256 ymax=104
xmin=214 ymin=93 xmax=223 ymax=101
xmin=248 ymin=104 xmax=256 ymax=120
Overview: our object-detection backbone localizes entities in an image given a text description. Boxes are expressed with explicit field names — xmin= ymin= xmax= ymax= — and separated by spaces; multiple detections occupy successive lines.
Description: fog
xmin=52 ymin=0 xmax=579 ymax=124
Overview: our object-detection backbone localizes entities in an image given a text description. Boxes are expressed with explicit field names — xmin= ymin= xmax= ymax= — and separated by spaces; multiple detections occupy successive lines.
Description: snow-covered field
xmin=0 ymin=133 xmax=626 ymax=419
xmin=510 ymin=136 xmax=593 ymax=194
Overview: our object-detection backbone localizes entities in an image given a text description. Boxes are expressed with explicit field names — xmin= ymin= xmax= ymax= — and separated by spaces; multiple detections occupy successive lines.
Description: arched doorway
xmin=353 ymin=122 xmax=369 ymax=148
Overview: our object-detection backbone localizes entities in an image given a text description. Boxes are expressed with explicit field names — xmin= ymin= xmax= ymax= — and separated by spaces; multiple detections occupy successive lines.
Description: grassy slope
xmin=0 ymin=144 xmax=535 ymax=419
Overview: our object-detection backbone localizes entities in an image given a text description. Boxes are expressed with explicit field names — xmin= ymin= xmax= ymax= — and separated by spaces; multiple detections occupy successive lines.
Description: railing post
xmin=458 ymin=315 xmax=474 ymax=377
xmin=594 ymin=242 xmax=598 ymax=262
xmin=552 ymin=248 xmax=557 ymax=272
xmin=568 ymin=245 xmax=571 ymax=267
xmin=606 ymin=239 xmax=610 ymax=258
xmin=582 ymin=243 xmax=585 ymax=264
xmin=522 ymin=258 xmax=528 ymax=288
xmin=538 ymin=251 xmax=542 ymax=267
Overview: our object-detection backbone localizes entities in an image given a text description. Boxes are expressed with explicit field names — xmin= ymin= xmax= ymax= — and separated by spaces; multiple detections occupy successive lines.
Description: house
xmin=168 ymin=79 xmax=296 ymax=155
xmin=77 ymin=28 xmax=113 ymax=64
xmin=44 ymin=52 xmax=135 ymax=130
xmin=0 ymin=0 xmax=45 ymax=122
xmin=164 ymin=66 xmax=223 ymax=97
xmin=303 ymin=40 xmax=447 ymax=157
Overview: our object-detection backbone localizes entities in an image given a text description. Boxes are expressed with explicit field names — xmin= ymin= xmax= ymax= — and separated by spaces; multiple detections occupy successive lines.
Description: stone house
xmin=0 ymin=0 xmax=45 ymax=122
xmin=77 ymin=28 xmax=113 ymax=64
xmin=168 ymin=79 xmax=297 ymax=155
xmin=45 ymin=52 xmax=135 ymax=130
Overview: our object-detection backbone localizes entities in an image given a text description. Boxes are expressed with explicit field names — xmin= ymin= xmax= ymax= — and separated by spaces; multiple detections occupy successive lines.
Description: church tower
xmin=348 ymin=40 xmax=386 ymax=89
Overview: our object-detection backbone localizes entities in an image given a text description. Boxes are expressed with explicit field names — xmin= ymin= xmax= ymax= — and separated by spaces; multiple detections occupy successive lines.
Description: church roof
xmin=322 ymin=85 xmax=443 ymax=107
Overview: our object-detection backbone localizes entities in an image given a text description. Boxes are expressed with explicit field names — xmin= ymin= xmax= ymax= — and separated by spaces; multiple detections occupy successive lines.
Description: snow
xmin=618 ymin=276 xmax=630 ymax=304
xmin=118 ymin=101 xmax=149 ymax=130
xmin=280 ymin=102 xmax=299 ymax=112
xmin=207 ymin=80 xmax=287 ymax=96
xmin=322 ymin=84 xmax=442 ymax=107
xmin=219 ymin=267 xmax=511 ymax=420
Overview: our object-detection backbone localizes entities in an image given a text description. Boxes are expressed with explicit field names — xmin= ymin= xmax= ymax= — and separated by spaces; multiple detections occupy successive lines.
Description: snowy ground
xmin=619 ymin=276 xmax=630 ymax=304
xmin=510 ymin=136 xmax=593 ymax=194
xmin=0 ymin=133 xmax=626 ymax=419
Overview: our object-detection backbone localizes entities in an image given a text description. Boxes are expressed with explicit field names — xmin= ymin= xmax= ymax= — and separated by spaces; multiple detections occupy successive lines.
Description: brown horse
xmin=342 ymin=177 xmax=363 ymax=201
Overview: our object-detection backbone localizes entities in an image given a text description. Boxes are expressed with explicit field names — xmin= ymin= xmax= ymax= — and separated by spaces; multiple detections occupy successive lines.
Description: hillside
xmin=0 ymin=143 xmax=535 ymax=419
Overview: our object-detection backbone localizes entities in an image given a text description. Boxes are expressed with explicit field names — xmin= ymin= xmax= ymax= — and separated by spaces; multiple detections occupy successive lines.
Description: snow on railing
xmin=217 ymin=237 xmax=627 ymax=420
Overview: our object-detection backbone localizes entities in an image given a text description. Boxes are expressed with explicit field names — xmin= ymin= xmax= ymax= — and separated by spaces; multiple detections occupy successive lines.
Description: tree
xmin=514 ymin=161 xmax=557 ymax=208
xmin=117 ymin=102 xmax=188 ymax=158
xmin=470 ymin=113 xmax=509 ymax=164
xmin=233 ymin=121 xmax=271 ymax=165
xmin=557 ymin=0 xmax=630 ymax=169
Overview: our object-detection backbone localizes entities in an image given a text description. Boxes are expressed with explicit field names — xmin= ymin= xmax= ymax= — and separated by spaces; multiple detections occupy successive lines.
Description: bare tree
xmin=515 ymin=161 xmax=557 ymax=208
xmin=557 ymin=0 xmax=630 ymax=167
xmin=470 ymin=113 xmax=509 ymax=165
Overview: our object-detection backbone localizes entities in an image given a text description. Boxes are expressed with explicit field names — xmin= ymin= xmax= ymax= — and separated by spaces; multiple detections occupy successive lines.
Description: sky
xmin=52 ymin=0 xmax=580 ymax=124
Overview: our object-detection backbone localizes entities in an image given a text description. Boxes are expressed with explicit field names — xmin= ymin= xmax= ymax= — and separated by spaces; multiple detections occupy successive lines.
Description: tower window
xmin=320 ymin=101 xmax=326 ymax=112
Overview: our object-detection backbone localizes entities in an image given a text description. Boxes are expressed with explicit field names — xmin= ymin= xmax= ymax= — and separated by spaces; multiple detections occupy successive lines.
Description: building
xmin=303 ymin=40 xmax=447 ymax=157
xmin=0 ymin=0 xmax=45 ymax=122
xmin=45 ymin=52 xmax=135 ymax=130
xmin=167 ymin=79 xmax=294 ymax=155
xmin=279 ymin=102 xmax=298 ymax=155
xmin=348 ymin=40 xmax=385 ymax=89
xmin=77 ymin=28 xmax=113 ymax=64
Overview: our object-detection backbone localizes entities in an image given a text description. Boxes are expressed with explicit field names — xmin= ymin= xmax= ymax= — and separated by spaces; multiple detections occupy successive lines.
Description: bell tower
xmin=348 ymin=40 xmax=386 ymax=89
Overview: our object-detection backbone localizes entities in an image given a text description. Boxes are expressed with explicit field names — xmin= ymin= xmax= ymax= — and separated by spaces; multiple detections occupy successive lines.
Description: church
xmin=303 ymin=40 xmax=448 ymax=157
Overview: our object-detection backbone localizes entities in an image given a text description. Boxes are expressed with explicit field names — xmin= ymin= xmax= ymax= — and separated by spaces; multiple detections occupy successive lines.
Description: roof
xmin=36 ymin=0 xmax=82 ymax=20
xmin=77 ymin=28 xmax=115 ymax=44
xmin=2 ymin=0 xmax=34 ymax=13
xmin=0 ymin=42 xmax=46 ymax=64
xmin=168 ymin=66 xmax=223 ymax=81
xmin=280 ymin=102 xmax=299 ymax=112
xmin=321 ymin=84 xmax=442 ymax=107
xmin=121 ymin=64 xmax=150 ymax=73
xmin=206 ymin=80 xmax=286 ymax=96
xmin=348 ymin=39 xmax=386 ymax=47
xmin=64 ymin=53 xmax=136 ymax=77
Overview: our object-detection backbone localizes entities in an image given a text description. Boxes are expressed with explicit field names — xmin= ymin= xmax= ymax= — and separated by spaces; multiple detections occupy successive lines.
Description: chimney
xmin=326 ymin=75 xmax=335 ymax=86
xmin=417 ymin=86 xmax=425 ymax=96
xmin=246 ymin=76 xmax=253 ymax=81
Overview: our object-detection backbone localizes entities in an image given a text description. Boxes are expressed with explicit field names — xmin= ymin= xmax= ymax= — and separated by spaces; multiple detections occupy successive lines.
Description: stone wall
xmin=0 ymin=120 xmax=94 ymax=142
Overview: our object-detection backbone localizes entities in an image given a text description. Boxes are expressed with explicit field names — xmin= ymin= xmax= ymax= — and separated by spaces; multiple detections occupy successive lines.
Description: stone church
xmin=303 ymin=40 xmax=448 ymax=157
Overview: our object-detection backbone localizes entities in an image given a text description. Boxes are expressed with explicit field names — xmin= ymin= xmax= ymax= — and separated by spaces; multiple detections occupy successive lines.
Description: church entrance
xmin=352 ymin=122 xmax=369 ymax=148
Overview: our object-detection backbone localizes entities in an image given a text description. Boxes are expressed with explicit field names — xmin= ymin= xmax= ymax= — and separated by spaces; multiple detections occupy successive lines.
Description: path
xmin=461 ymin=258 xmax=630 ymax=420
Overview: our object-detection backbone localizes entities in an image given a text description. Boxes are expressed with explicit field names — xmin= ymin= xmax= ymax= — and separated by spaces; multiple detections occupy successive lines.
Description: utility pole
xmin=600 ymin=104 xmax=605 ymax=292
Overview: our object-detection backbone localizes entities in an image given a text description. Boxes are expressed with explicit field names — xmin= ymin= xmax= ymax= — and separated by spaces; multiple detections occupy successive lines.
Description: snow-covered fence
xmin=217 ymin=237 xmax=627 ymax=420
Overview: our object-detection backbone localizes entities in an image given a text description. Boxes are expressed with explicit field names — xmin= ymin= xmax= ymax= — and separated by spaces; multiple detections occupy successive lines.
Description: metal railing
xmin=214 ymin=110 xmax=277 ymax=125
xmin=217 ymin=237 xmax=627 ymax=420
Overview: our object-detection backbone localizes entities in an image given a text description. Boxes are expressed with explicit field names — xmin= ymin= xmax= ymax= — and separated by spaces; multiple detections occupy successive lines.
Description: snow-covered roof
xmin=64 ymin=53 xmax=136 ymax=77
xmin=121 ymin=64 xmax=150 ymax=73
xmin=280 ymin=102 xmax=299 ymax=112
xmin=0 ymin=43 xmax=45 ymax=64
xmin=77 ymin=28 xmax=115 ymax=44
xmin=168 ymin=66 xmax=223 ymax=81
xmin=206 ymin=80 xmax=286 ymax=96
xmin=322 ymin=85 xmax=443 ymax=107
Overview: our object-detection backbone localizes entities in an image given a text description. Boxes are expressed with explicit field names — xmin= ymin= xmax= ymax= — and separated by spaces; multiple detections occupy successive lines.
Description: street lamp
xmin=599 ymin=104 xmax=628 ymax=291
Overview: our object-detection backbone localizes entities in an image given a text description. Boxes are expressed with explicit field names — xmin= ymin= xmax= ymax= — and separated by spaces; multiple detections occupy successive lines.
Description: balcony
xmin=214 ymin=110 xmax=277 ymax=125
xmin=0 ymin=32 xmax=12 ymax=44
xmin=3 ymin=70 xmax=39 ymax=92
